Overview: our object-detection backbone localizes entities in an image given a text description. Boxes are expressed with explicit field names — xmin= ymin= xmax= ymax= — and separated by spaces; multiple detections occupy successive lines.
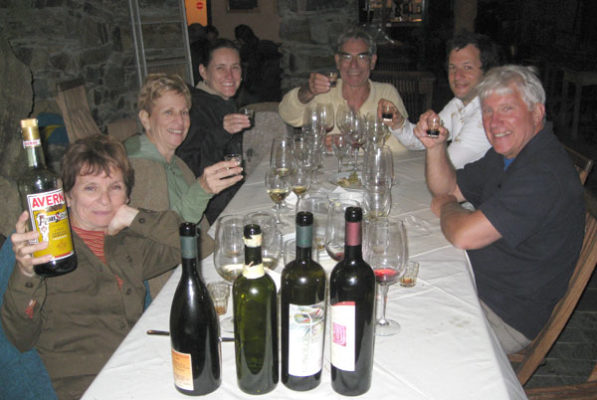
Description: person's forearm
xmin=297 ymin=84 xmax=315 ymax=104
xmin=425 ymin=144 xmax=458 ymax=196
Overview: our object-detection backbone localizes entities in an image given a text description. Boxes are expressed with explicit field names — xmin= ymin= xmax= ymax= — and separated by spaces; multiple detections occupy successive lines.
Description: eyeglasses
xmin=338 ymin=52 xmax=371 ymax=64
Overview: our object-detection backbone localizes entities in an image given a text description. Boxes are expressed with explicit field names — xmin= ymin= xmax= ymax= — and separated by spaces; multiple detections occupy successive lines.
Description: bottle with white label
xmin=329 ymin=206 xmax=376 ymax=395
xmin=170 ymin=222 xmax=221 ymax=395
xmin=17 ymin=118 xmax=77 ymax=277
xmin=281 ymin=211 xmax=326 ymax=391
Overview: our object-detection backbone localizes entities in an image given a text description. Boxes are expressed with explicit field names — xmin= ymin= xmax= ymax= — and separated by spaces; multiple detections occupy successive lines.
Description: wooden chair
xmin=370 ymin=70 xmax=435 ymax=120
xmin=509 ymin=211 xmax=597 ymax=386
xmin=526 ymin=362 xmax=597 ymax=399
xmin=242 ymin=110 xmax=289 ymax=176
xmin=55 ymin=78 xmax=102 ymax=143
xmin=107 ymin=117 xmax=139 ymax=142
xmin=564 ymin=145 xmax=594 ymax=185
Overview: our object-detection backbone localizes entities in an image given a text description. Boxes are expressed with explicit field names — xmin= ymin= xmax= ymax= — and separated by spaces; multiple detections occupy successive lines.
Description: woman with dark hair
xmin=1 ymin=134 xmax=181 ymax=400
xmin=176 ymin=38 xmax=249 ymax=225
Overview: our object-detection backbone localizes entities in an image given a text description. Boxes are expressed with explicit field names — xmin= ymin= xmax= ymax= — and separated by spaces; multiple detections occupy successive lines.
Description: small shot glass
xmin=207 ymin=281 xmax=230 ymax=316
xmin=239 ymin=107 xmax=255 ymax=127
xmin=400 ymin=261 xmax=419 ymax=288
xmin=381 ymin=103 xmax=393 ymax=122
xmin=326 ymin=70 xmax=338 ymax=87
xmin=224 ymin=153 xmax=242 ymax=166
xmin=426 ymin=115 xmax=442 ymax=138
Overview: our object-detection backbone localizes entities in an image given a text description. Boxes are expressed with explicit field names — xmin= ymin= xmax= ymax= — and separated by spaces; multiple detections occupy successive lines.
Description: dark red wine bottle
xmin=329 ymin=207 xmax=376 ymax=396
xmin=170 ymin=222 xmax=221 ymax=395
xmin=281 ymin=211 xmax=326 ymax=391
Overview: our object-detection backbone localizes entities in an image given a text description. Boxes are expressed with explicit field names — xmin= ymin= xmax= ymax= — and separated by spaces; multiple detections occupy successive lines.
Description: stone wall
xmin=277 ymin=0 xmax=359 ymax=92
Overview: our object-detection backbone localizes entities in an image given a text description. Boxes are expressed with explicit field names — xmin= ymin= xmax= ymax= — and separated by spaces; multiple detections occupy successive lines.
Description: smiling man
xmin=416 ymin=65 xmax=585 ymax=354
xmin=278 ymin=26 xmax=409 ymax=153
xmin=382 ymin=31 xmax=499 ymax=168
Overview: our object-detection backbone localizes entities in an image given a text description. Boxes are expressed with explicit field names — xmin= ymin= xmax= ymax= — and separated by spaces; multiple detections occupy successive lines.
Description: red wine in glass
xmin=373 ymin=268 xmax=399 ymax=285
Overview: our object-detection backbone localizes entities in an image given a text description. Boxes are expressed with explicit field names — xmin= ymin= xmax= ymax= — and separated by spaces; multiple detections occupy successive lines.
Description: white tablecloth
xmin=82 ymin=150 xmax=527 ymax=400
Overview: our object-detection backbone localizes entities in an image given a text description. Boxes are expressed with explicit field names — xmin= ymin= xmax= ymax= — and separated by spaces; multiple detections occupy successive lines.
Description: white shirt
xmin=391 ymin=96 xmax=491 ymax=169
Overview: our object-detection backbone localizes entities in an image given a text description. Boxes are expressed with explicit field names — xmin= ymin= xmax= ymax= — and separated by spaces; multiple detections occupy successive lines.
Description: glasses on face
xmin=338 ymin=52 xmax=371 ymax=64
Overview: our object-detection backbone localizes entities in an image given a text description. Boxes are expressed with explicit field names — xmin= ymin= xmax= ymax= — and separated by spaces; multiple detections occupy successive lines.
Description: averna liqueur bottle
xmin=17 ymin=118 xmax=77 ymax=277
xmin=170 ymin=222 xmax=221 ymax=395
xmin=281 ymin=211 xmax=326 ymax=391
xmin=329 ymin=206 xmax=376 ymax=396
xmin=233 ymin=224 xmax=278 ymax=394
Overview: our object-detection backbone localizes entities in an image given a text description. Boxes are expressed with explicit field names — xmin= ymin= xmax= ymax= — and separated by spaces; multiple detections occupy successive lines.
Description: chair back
xmin=525 ymin=361 xmax=597 ymax=399
xmin=563 ymin=145 xmax=594 ymax=185
xmin=370 ymin=70 xmax=435 ymax=120
xmin=55 ymin=78 xmax=102 ymax=143
xmin=511 ymin=211 xmax=597 ymax=385
xmin=107 ymin=117 xmax=139 ymax=143
xmin=243 ymin=110 xmax=289 ymax=176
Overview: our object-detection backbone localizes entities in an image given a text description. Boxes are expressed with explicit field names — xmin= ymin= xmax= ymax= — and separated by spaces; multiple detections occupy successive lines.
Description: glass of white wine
xmin=290 ymin=167 xmax=311 ymax=200
xmin=213 ymin=214 xmax=245 ymax=332
xmin=265 ymin=168 xmax=291 ymax=225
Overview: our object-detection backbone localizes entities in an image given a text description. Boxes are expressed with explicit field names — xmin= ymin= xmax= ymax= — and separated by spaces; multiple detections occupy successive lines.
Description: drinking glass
xmin=243 ymin=211 xmax=282 ymax=271
xmin=269 ymin=136 xmax=294 ymax=177
xmin=326 ymin=70 xmax=338 ymax=88
xmin=290 ymin=167 xmax=311 ymax=199
xmin=348 ymin=114 xmax=366 ymax=172
xmin=303 ymin=105 xmax=324 ymax=135
xmin=213 ymin=214 xmax=245 ymax=331
xmin=362 ymin=144 xmax=394 ymax=189
xmin=324 ymin=198 xmax=361 ymax=261
xmin=265 ymin=168 xmax=291 ymax=225
xmin=363 ymin=218 xmax=408 ymax=336
xmin=426 ymin=114 xmax=442 ymax=137
xmin=317 ymin=103 xmax=335 ymax=133
xmin=363 ymin=187 xmax=392 ymax=219
xmin=329 ymin=133 xmax=351 ymax=173
xmin=336 ymin=104 xmax=354 ymax=136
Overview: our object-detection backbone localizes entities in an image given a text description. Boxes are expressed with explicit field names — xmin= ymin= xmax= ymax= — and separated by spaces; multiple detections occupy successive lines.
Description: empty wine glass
xmin=336 ymin=104 xmax=354 ymax=137
xmin=329 ymin=133 xmax=351 ymax=173
xmin=363 ymin=218 xmax=408 ymax=336
xmin=243 ymin=211 xmax=282 ymax=272
xmin=213 ymin=214 xmax=245 ymax=332
xmin=296 ymin=193 xmax=329 ymax=258
xmin=317 ymin=103 xmax=335 ymax=133
xmin=270 ymin=136 xmax=294 ymax=177
xmin=362 ymin=144 xmax=394 ymax=190
xmin=265 ymin=168 xmax=291 ymax=225
xmin=303 ymin=105 xmax=324 ymax=135
xmin=363 ymin=187 xmax=392 ymax=219
xmin=348 ymin=114 xmax=366 ymax=172
xmin=324 ymin=198 xmax=361 ymax=261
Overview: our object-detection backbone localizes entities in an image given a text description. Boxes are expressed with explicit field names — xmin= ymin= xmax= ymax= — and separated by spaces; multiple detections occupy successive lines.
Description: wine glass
xmin=317 ymin=103 xmax=335 ymax=133
xmin=363 ymin=186 xmax=392 ymax=220
xmin=336 ymin=104 xmax=354 ymax=136
xmin=324 ymin=198 xmax=361 ymax=261
xmin=213 ymin=214 xmax=245 ymax=332
xmin=303 ymin=105 xmax=324 ymax=135
xmin=290 ymin=167 xmax=311 ymax=199
xmin=243 ymin=211 xmax=282 ymax=272
xmin=348 ymin=114 xmax=366 ymax=172
xmin=265 ymin=168 xmax=291 ymax=225
xmin=329 ymin=133 xmax=351 ymax=174
xmin=363 ymin=218 xmax=408 ymax=336
xmin=270 ymin=136 xmax=294 ymax=177
xmin=362 ymin=144 xmax=394 ymax=190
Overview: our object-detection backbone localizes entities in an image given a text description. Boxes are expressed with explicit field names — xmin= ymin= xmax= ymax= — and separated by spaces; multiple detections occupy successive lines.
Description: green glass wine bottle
xmin=281 ymin=211 xmax=326 ymax=391
xmin=170 ymin=222 xmax=221 ymax=395
xmin=233 ymin=224 xmax=278 ymax=394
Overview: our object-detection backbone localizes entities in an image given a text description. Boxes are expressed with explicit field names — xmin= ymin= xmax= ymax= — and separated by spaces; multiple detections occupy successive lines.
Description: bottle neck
xmin=295 ymin=223 xmax=313 ymax=261
xmin=24 ymin=142 xmax=46 ymax=169
xmin=243 ymin=235 xmax=265 ymax=278
xmin=344 ymin=220 xmax=363 ymax=260
xmin=180 ymin=235 xmax=198 ymax=276
xmin=21 ymin=122 xmax=46 ymax=169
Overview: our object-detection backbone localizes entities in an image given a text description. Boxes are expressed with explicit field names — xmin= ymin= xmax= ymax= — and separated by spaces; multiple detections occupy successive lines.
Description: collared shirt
xmin=126 ymin=134 xmax=212 ymax=223
xmin=391 ymin=96 xmax=491 ymax=168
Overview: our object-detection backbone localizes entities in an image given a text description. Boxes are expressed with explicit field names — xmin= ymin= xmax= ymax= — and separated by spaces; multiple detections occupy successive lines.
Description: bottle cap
xmin=179 ymin=222 xmax=196 ymax=237
xmin=345 ymin=206 xmax=363 ymax=222
xmin=243 ymin=223 xmax=261 ymax=238
xmin=296 ymin=211 xmax=313 ymax=226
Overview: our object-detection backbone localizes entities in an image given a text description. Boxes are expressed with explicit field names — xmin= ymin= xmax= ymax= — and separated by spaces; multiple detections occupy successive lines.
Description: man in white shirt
xmin=380 ymin=32 xmax=500 ymax=168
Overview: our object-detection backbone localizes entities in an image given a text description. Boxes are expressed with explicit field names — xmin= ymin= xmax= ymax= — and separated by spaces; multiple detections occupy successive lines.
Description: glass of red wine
xmin=363 ymin=217 xmax=408 ymax=336
xmin=426 ymin=114 xmax=442 ymax=138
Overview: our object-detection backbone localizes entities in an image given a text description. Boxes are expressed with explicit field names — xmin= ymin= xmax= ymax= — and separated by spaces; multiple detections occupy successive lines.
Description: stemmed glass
xmin=290 ymin=167 xmax=311 ymax=199
xmin=270 ymin=136 xmax=295 ymax=177
xmin=329 ymin=133 xmax=351 ymax=174
xmin=213 ymin=214 xmax=245 ymax=332
xmin=324 ymin=198 xmax=361 ymax=261
xmin=317 ymin=103 xmax=335 ymax=133
xmin=265 ymin=168 xmax=291 ymax=225
xmin=243 ymin=211 xmax=282 ymax=271
xmin=336 ymin=104 xmax=354 ymax=137
xmin=363 ymin=218 xmax=408 ymax=336
xmin=348 ymin=114 xmax=366 ymax=172
xmin=362 ymin=144 xmax=394 ymax=189
xmin=296 ymin=193 xmax=330 ymax=257
xmin=303 ymin=105 xmax=324 ymax=135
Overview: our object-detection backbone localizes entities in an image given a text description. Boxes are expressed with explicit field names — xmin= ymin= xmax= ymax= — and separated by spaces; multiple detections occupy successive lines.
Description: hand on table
xmin=199 ymin=160 xmax=244 ymax=194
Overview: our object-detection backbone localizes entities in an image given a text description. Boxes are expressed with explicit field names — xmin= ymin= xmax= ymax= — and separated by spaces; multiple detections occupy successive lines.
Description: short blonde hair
xmin=137 ymin=73 xmax=191 ymax=114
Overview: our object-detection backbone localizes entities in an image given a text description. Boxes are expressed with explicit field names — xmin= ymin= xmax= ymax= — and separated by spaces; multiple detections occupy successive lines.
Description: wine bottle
xmin=281 ymin=211 xmax=326 ymax=391
xmin=329 ymin=206 xmax=376 ymax=396
xmin=233 ymin=224 xmax=278 ymax=394
xmin=170 ymin=222 xmax=221 ymax=395
xmin=17 ymin=118 xmax=77 ymax=277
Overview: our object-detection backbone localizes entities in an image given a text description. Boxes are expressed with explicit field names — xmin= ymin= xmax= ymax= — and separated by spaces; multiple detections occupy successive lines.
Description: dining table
xmin=82 ymin=146 xmax=528 ymax=400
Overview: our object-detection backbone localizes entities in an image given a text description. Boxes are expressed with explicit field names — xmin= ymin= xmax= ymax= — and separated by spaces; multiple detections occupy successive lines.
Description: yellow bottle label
xmin=26 ymin=188 xmax=74 ymax=260
xmin=171 ymin=348 xmax=193 ymax=391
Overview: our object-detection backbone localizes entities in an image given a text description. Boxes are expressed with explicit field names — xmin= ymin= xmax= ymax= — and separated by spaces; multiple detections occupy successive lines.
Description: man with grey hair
xmin=278 ymin=26 xmax=409 ymax=153
xmin=416 ymin=65 xmax=585 ymax=354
